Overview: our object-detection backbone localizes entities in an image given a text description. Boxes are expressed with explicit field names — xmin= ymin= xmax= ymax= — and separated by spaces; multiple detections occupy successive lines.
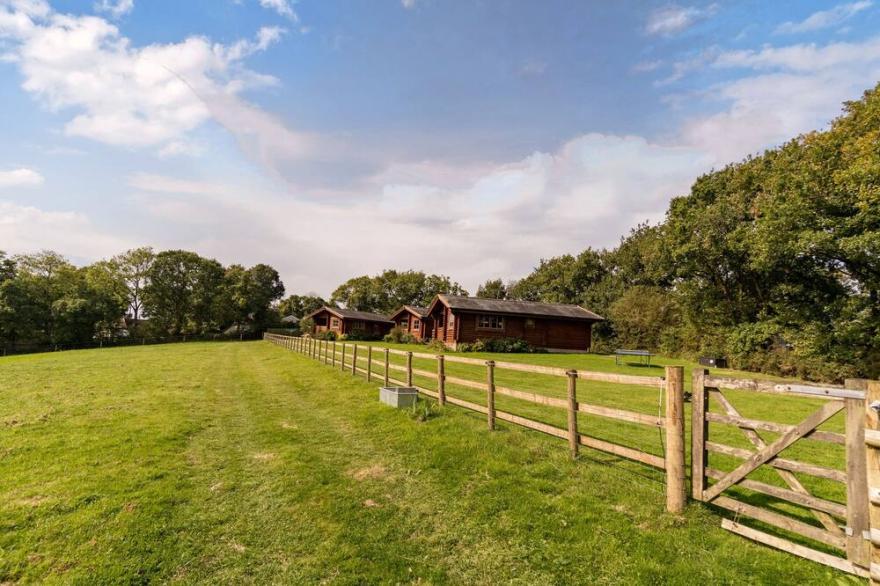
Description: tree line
xmin=0 ymin=248 xmax=286 ymax=348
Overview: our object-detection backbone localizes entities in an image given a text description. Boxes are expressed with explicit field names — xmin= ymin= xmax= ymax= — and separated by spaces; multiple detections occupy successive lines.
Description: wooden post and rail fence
xmin=265 ymin=333 xmax=880 ymax=578
xmin=265 ymin=333 xmax=686 ymax=514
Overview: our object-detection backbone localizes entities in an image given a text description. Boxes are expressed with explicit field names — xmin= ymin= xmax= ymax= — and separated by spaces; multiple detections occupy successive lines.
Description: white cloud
xmin=645 ymin=3 xmax=718 ymax=37
xmin=258 ymin=0 xmax=297 ymax=20
xmin=0 ymin=3 xmax=285 ymax=151
xmin=518 ymin=58 xmax=547 ymax=77
xmin=94 ymin=0 xmax=133 ymax=19
xmin=775 ymin=1 xmax=872 ymax=35
xmin=0 ymin=167 xmax=44 ymax=188
xmin=680 ymin=35 xmax=880 ymax=162
xmin=632 ymin=59 xmax=663 ymax=73
xmin=0 ymin=201 xmax=131 ymax=257
xmin=401 ymin=0 xmax=417 ymax=9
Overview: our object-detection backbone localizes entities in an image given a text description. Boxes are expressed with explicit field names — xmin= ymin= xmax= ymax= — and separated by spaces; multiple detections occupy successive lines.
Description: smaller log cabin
xmin=427 ymin=294 xmax=603 ymax=352
xmin=388 ymin=305 xmax=433 ymax=341
xmin=305 ymin=306 xmax=394 ymax=338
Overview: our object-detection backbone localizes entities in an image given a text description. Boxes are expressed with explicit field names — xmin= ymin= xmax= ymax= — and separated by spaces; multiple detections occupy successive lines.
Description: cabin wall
xmin=391 ymin=312 xmax=433 ymax=340
xmin=452 ymin=311 xmax=592 ymax=351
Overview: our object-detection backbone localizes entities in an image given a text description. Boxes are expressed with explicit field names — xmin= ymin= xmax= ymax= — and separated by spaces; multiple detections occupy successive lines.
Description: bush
xmin=424 ymin=338 xmax=446 ymax=352
xmin=340 ymin=330 xmax=383 ymax=341
xmin=384 ymin=326 xmax=416 ymax=344
xmin=314 ymin=330 xmax=337 ymax=341
xmin=458 ymin=337 xmax=538 ymax=353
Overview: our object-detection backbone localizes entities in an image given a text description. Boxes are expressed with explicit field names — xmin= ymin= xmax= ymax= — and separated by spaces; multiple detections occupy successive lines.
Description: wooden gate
xmin=692 ymin=370 xmax=872 ymax=578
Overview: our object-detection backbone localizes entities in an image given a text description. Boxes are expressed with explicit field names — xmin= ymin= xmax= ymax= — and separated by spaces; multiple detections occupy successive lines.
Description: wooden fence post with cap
xmin=437 ymin=355 xmax=446 ymax=405
xmin=692 ymin=368 xmax=709 ymax=501
xmin=406 ymin=352 xmax=413 ymax=387
xmin=486 ymin=360 xmax=496 ymax=431
xmin=367 ymin=345 xmax=373 ymax=382
xmin=566 ymin=370 xmax=579 ymax=458
xmin=665 ymin=366 xmax=686 ymax=514
xmin=844 ymin=378 xmax=870 ymax=570
xmin=384 ymin=348 xmax=390 ymax=387
xmin=864 ymin=380 xmax=880 ymax=585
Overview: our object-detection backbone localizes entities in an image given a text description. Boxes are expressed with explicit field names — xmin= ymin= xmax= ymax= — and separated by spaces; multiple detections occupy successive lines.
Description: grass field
xmin=0 ymin=341 xmax=859 ymax=583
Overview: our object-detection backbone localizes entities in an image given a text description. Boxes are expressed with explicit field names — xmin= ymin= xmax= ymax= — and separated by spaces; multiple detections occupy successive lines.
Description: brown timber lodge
xmin=306 ymin=294 xmax=603 ymax=353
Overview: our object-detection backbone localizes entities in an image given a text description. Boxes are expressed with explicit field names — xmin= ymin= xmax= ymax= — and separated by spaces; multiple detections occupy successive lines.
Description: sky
xmin=1 ymin=0 xmax=879 ymax=296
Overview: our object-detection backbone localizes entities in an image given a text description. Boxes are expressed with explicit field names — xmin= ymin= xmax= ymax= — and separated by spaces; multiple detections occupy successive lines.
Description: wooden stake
xmin=406 ymin=352 xmax=413 ymax=387
xmin=351 ymin=344 xmax=358 ymax=375
xmin=340 ymin=343 xmax=346 ymax=371
xmin=384 ymin=348 xmax=390 ymax=386
xmin=367 ymin=345 xmax=373 ymax=382
xmin=845 ymin=381 xmax=870 ymax=568
xmin=665 ymin=366 xmax=685 ymax=514
xmin=486 ymin=360 xmax=496 ymax=431
xmin=864 ymin=380 xmax=880 ymax=584
xmin=566 ymin=370 xmax=578 ymax=459
xmin=331 ymin=341 xmax=336 ymax=366
xmin=692 ymin=368 xmax=708 ymax=501
xmin=437 ymin=355 xmax=446 ymax=405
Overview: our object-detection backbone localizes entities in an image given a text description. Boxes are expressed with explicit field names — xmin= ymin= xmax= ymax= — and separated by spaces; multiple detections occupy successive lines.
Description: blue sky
xmin=1 ymin=0 xmax=879 ymax=295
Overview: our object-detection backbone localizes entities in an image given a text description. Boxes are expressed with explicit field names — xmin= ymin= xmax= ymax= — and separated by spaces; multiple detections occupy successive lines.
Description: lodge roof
xmin=388 ymin=305 xmax=430 ymax=320
xmin=305 ymin=306 xmax=394 ymax=323
xmin=429 ymin=294 xmax=604 ymax=321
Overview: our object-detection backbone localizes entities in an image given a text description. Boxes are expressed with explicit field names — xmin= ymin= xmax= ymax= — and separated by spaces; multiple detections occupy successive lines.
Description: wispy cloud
xmin=645 ymin=3 xmax=718 ymax=37
xmin=258 ymin=0 xmax=297 ymax=20
xmin=0 ymin=168 xmax=44 ymax=189
xmin=775 ymin=1 xmax=872 ymax=35
xmin=94 ymin=0 xmax=133 ymax=19
xmin=401 ymin=0 xmax=417 ymax=9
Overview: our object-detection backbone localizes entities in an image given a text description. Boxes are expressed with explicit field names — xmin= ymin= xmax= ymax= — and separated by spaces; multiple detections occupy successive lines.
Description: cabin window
xmin=413 ymin=319 xmax=420 ymax=331
xmin=477 ymin=314 xmax=504 ymax=330
xmin=351 ymin=320 xmax=365 ymax=331
xmin=330 ymin=317 xmax=340 ymax=329
xmin=314 ymin=316 xmax=327 ymax=326
xmin=401 ymin=317 xmax=409 ymax=329
xmin=525 ymin=318 xmax=536 ymax=328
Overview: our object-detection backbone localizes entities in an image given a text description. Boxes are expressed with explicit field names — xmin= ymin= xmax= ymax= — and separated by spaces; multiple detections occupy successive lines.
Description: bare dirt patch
xmin=350 ymin=464 xmax=387 ymax=481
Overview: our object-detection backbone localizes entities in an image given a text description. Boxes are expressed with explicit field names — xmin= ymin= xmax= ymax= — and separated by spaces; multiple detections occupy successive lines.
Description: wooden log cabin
xmin=387 ymin=305 xmax=433 ymax=341
xmin=304 ymin=306 xmax=394 ymax=338
xmin=426 ymin=294 xmax=603 ymax=352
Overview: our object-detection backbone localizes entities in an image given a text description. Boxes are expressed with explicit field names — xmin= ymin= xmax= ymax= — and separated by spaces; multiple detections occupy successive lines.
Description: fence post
xmin=665 ymin=366 xmax=686 ymax=514
xmin=692 ymin=369 xmax=709 ymax=501
xmin=351 ymin=344 xmax=358 ymax=375
xmin=384 ymin=348 xmax=390 ymax=386
xmin=406 ymin=352 xmax=413 ymax=387
xmin=845 ymin=379 xmax=871 ymax=569
xmin=331 ymin=341 xmax=337 ymax=366
xmin=437 ymin=355 xmax=446 ymax=406
xmin=865 ymin=380 xmax=880 ymax=586
xmin=367 ymin=346 xmax=373 ymax=382
xmin=486 ymin=360 xmax=496 ymax=431
xmin=341 ymin=343 xmax=346 ymax=371
xmin=566 ymin=370 xmax=579 ymax=459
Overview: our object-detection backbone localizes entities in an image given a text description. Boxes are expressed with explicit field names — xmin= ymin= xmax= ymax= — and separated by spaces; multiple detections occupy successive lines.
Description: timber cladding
xmin=426 ymin=294 xmax=603 ymax=352
xmin=388 ymin=305 xmax=433 ymax=341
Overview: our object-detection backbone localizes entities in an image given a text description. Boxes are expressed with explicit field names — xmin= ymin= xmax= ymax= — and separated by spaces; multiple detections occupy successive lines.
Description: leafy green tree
xmin=113 ymin=247 xmax=154 ymax=323
xmin=476 ymin=279 xmax=508 ymax=299
xmin=144 ymin=250 xmax=225 ymax=335
xmin=278 ymin=294 xmax=327 ymax=318
xmin=331 ymin=270 xmax=467 ymax=313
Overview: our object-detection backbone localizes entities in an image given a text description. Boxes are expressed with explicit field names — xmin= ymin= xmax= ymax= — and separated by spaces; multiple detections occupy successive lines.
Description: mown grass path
xmin=0 ymin=342 xmax=858 ymax=583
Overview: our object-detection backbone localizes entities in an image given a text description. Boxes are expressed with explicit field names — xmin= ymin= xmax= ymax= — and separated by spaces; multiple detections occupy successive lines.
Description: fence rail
xmin=265 ymin=333 xmax=686 ymax=513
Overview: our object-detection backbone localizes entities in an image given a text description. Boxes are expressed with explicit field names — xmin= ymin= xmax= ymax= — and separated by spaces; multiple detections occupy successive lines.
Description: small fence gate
xmin=692 ymin=370 xmax=874 ymax=578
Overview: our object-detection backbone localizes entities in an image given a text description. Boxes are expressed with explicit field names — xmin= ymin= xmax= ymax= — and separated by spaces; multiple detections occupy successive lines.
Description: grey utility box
xmin=379 ymin=387 xmax=419 ymax=408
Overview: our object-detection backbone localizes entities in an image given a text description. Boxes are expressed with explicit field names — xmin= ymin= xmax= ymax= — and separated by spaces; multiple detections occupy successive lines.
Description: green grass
xmin=0 ymin=341 xmax=858 ymax=584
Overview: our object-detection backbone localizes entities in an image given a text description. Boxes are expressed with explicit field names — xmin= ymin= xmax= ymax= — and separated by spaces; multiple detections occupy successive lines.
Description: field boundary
xmin=265 ymin=334 xmax=687 ymax=513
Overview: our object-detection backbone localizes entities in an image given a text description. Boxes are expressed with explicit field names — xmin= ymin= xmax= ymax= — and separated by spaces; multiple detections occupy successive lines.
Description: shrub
xmin=424 ymin=339 xmax=446 ymax=353
xmin=384 ymin=326 xmax=416 ymax=344
xmin=341 ymin=330 xmax=383 ymax=341
xmin=475 ymin=337 xmax=536 ymax=353
xmin=314 ymin=330 xmax=337 ymax=341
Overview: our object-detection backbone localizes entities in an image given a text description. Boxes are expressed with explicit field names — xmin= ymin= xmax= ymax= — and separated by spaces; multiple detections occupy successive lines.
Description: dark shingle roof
xmin=306 ymin=306 xmax=394 ymax=323
xmin=433 ymin=295 xmax=603 ymax=321
xmin=388 ymin=305 xmax=431 ymax=321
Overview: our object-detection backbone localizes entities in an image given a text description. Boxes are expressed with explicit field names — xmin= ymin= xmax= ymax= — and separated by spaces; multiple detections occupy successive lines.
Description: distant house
xmin=305 ymin=306 xmax=394 ymax=338
xmin=388 ymin=305 xmax=433 ymax=341
xmin=426 ymin=294 xmax=604 ymax=352
xmin=281 ymin=315 xmax=300 ymax=326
